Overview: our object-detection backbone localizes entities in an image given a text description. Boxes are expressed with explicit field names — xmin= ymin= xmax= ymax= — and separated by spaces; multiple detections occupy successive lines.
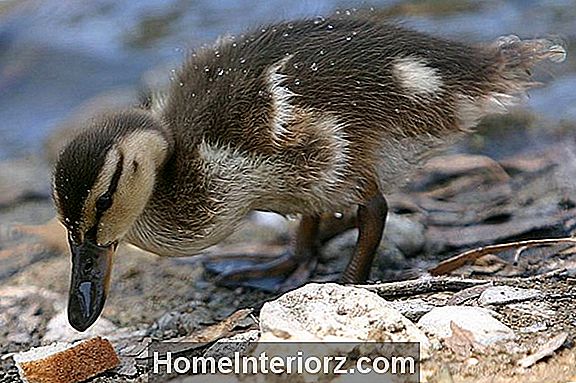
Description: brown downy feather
xmin=452 ymin=35 xmax=566 ymax=133
xmin=496 ymin=34 xmax=567 ymax=66
xmin=53 ymin=16 xmax=567 ymax=257
xmin=486 ymin=34 xmax=566 ymax=96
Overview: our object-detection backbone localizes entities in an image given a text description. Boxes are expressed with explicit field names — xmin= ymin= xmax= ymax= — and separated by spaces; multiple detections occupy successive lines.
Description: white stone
xmin=259 ymin=283 xmax=431 ymax=357
xmin=418 ymin=306 xmax=515 ymax=346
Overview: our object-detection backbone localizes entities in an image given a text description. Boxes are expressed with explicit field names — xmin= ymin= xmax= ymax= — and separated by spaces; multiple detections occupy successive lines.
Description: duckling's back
xmin=158 ymin=16 xmax=565 ymax=214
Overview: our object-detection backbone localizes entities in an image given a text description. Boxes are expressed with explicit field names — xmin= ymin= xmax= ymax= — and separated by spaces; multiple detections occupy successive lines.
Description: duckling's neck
xmin=127 ymin=137 xmax=270 ymax=256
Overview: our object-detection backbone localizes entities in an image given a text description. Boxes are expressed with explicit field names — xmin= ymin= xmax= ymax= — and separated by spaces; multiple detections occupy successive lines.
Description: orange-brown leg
xmin=210 ymin=193 xmax=386 ymax=290
xmin=318 ymin=211 xmax=357 ymax=244
xmin=340 ymin=193 xmax=388 ymax=283
xmin=278 ymin=214 xmax=321 ymax=291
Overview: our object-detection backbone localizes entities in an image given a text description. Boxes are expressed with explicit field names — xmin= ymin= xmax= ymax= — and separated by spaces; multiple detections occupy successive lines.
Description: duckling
xmin=52 ymin=15 xmax=566 ymax=331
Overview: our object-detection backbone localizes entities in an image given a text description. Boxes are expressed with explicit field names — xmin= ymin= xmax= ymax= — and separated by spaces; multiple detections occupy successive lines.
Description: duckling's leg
xmin=277 ymin=214 xmax=321 ymax=290
xmin=210 ymin=197 xmax=385 ymax=289
xmin=341 ymin=193 xmax=388 ymax=283
xmin=318 ymin=211 xmax=357 ymax=243
xmin=212 ymin=215 xmax=321 ymax=291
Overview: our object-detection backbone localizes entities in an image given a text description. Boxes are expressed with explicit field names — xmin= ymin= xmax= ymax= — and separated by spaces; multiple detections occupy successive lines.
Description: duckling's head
xmin=53 ymin=109 xmax=170 ymax=331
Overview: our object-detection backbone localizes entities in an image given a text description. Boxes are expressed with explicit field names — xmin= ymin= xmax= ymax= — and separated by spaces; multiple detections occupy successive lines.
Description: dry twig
xmin=429 ymin=237 xmax=576 ymax=276
xmin=356 ymin=277 xmax=490 ymax=298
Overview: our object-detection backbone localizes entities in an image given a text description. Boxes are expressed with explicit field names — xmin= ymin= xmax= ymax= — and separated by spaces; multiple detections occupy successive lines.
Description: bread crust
xmin=17 ymin=337 xmax=120 ymax=383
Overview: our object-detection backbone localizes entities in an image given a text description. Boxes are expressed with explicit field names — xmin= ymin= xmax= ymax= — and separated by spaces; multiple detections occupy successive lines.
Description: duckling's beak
xmin=67 ymin=239 xmax=117 ymax=331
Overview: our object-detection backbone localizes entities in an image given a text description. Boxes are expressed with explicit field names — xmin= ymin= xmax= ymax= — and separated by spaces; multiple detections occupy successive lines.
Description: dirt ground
xmin=1 ymin=112 xmax=576 ymax=382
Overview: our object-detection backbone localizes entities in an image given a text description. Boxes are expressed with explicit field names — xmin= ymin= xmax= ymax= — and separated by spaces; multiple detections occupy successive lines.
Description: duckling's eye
xmin=84 ymin=259 xmax=94 ymax=273
xmin=96 ymin=193 xmax=113 ymax=212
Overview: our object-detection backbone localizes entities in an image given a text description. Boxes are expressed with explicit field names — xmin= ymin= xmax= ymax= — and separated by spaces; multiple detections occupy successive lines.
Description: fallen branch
xmin=356 ymin=276 xmax=490 ymax=298
xmin=429 ymin=237 xmax=576 ymax=276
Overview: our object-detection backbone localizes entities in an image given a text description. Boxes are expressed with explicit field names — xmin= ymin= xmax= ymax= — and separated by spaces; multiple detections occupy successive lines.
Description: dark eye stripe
xmin=95 ymin=153 xmax=124 ymax=217
xmin=107 ymin=153 xmax=124 ymax=197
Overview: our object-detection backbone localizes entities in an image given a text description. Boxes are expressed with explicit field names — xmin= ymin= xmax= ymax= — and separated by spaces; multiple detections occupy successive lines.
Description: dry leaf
xmin=178 ymin=308 xmax=255 ymax=343
xmin=518 ymin=332 xmax=567 ymax=368
xmin=444 ymin=321 xmax=485 ymax=357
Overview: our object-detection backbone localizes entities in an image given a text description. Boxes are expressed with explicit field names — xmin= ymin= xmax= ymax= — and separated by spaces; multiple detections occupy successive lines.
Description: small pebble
xmin=478 ymin=286 xmax=542 ymax=306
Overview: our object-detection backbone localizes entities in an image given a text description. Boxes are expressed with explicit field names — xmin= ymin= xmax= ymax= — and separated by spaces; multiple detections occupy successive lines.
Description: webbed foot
xmin=204 ymin=210 xmax=361 ymax=292
xmin=206 ymin=250 xmax=318 ymax=292
xmin=204 ymin=215 xmax=321 ymax=292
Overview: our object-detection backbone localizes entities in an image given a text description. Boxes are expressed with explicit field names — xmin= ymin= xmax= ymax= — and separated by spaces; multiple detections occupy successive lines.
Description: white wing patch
xmin=148 ymin=89 xmax=170 ymax=117
xmin=393 ymin=57 xmax=443 ymax=96
xmin=266 ymin=55 xmax=296 ymax=142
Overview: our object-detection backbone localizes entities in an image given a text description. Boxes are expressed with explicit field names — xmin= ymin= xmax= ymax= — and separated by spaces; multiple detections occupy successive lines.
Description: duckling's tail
xmin=486 ymin=35 xmax=566 ymax=103
xmin=457 ymin=36 xmax=566 ymax=130
xmin=495 ymin=34 xmax=567 ymax=69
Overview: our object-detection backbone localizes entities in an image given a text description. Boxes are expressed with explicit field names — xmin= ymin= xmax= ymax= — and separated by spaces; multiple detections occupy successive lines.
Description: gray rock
xmin=0 ymin=285 xmax=63 ymax=348
xmin=259 ymin=283 xmax=431 ymax=356
xmin=115 ymin=357 xmax=139 ymax=378
xmin=418 ymin=306 xmax=515 ymax=346
xmin=478 ymin=286 xmax=542 ymax=306
xmin=0 ymin=158 xmax=51 ymax=207
xmin=6 ymin=332 xmax=32 ymax=344
xmin=387 ymin=299 xmax=435 ymax=321
xmin=151 ymin=303 xmax=215 ymax=338
xmin=384 ymin=214 xmax=426 ymax=257
xmin=204 ymin=330 xmax=260 ymax=358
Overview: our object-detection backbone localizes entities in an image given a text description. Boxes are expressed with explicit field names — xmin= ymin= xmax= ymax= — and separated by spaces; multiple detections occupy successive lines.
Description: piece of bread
xmin=13 ymin=337 xmax=120 ymax=383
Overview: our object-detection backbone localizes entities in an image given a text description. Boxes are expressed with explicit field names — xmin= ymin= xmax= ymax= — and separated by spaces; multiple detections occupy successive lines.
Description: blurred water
xmin=0 ymin=0 xmax=574 ymax=160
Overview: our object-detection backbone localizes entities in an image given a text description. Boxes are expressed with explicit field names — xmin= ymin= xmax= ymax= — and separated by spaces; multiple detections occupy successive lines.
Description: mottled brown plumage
xmin=53 ymin=14 xmax=566 ymax=331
